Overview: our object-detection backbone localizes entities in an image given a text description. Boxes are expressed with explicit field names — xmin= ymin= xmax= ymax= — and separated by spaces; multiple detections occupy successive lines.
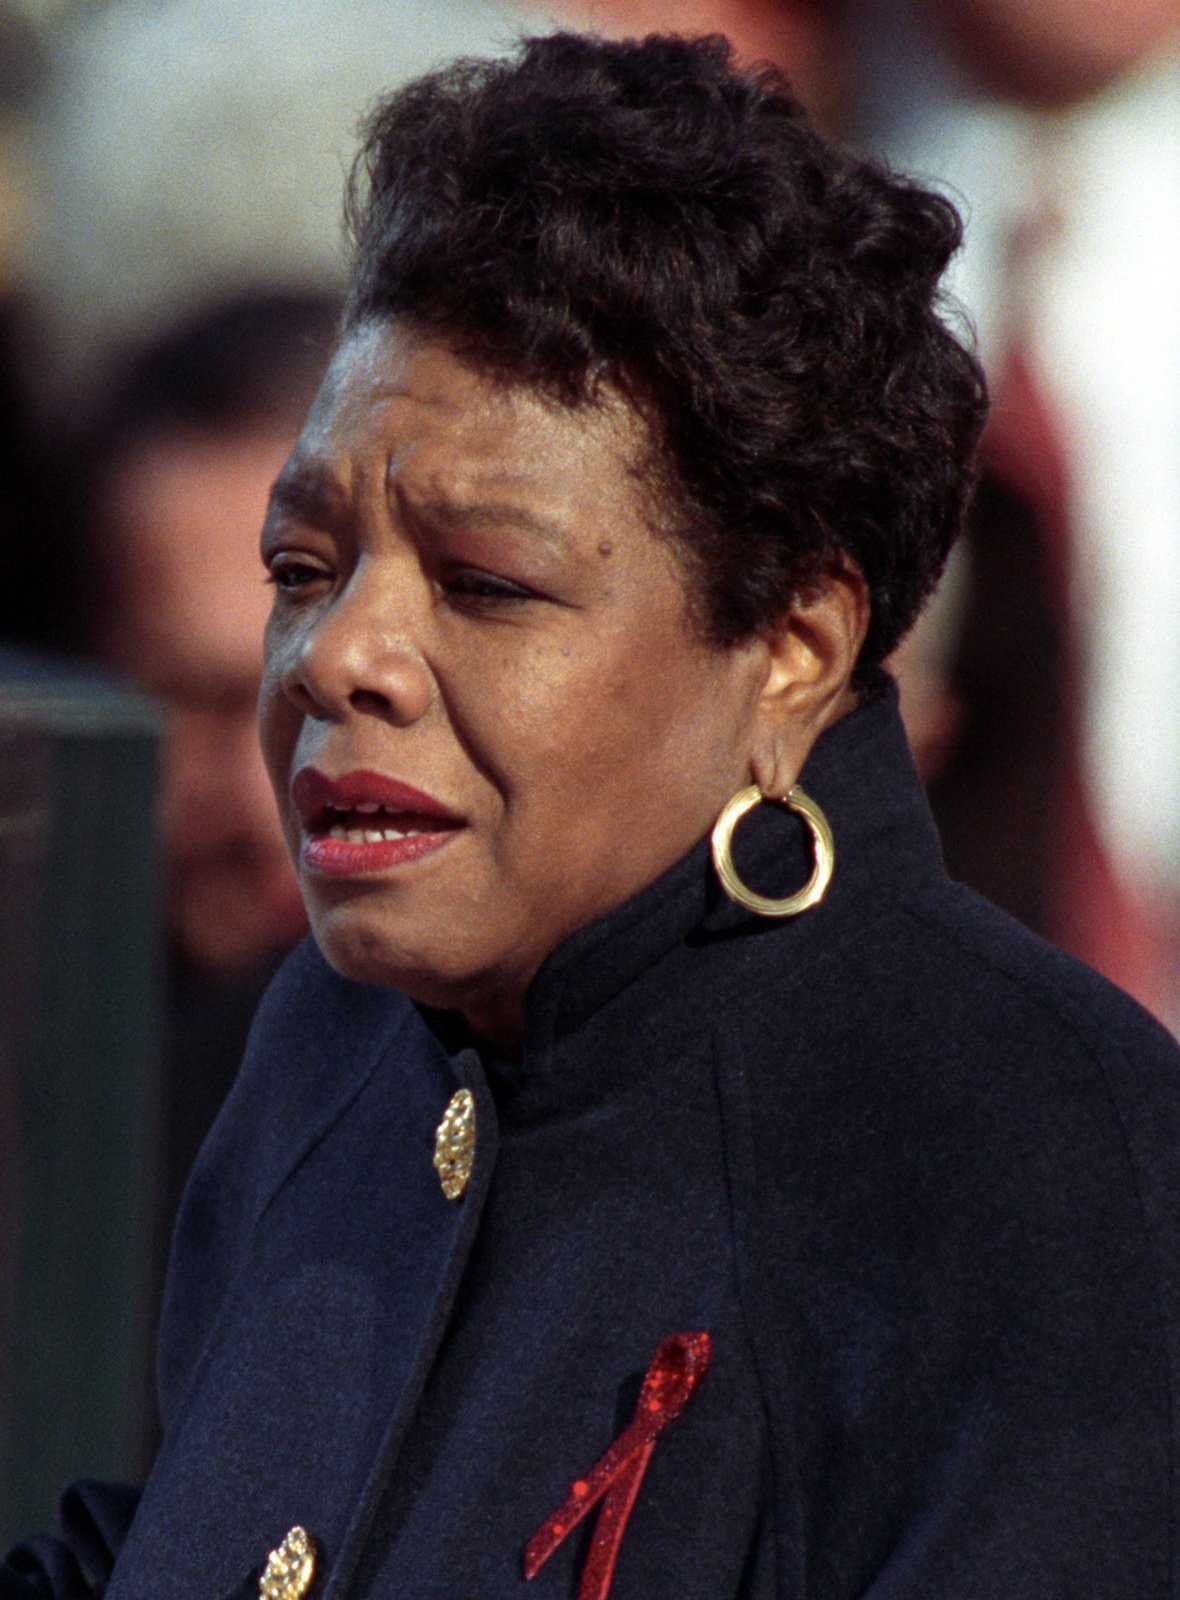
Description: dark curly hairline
xmin=343 ymin=31 xmax=988 ymax=684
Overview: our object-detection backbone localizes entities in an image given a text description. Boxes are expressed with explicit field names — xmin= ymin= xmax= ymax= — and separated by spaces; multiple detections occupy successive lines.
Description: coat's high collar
xmin=502 ymin=680 xmax=945 ymax=1067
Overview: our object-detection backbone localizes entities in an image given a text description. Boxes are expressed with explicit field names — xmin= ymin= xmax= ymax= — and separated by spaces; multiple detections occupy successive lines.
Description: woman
xmin=7 ymin=31 xmax=1180 ymax=1600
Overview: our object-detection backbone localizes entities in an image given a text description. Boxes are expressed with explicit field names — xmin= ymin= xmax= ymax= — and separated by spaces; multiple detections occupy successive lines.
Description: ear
xmin=748 ymin=554 xmax=870 ymax=795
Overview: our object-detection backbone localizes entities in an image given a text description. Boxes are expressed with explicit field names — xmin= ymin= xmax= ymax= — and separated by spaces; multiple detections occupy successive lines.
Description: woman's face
xmin=259 ymin=321 xmax=769 ymax=1046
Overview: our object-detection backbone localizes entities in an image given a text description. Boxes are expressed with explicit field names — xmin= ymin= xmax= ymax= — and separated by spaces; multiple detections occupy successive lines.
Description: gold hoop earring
xmin=710 ymin=784 xmax=834 ymax=917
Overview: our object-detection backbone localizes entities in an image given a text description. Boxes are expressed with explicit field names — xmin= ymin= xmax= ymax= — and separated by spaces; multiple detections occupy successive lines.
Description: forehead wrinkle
xmin=387 ymin=446 xmax=571 ymax=546
xmin=389 ymin=411 xmax=647 ymax=547
xmin=395 ymin=486 xmax=569 ymax=548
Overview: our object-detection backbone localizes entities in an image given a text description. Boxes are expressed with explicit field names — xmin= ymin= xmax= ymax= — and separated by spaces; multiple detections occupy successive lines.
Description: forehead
xmin=280 ymin=319 xmax=655 ymax=521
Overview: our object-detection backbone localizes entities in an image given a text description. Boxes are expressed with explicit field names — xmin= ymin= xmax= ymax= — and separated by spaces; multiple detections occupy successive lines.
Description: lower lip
xmin=302 ymin=830 xmax=458 ymax=878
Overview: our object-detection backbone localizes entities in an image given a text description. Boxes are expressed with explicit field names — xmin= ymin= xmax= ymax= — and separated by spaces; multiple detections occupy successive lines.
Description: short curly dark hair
xmin=345 ymin=31 xmax=987 ymax=680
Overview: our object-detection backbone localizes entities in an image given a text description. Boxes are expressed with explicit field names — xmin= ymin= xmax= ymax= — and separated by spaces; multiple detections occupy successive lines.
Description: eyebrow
xmin=265 ymin=464 xmax=350 ymax=530
xmin=396 ymin=488 xmax=568 ymax=548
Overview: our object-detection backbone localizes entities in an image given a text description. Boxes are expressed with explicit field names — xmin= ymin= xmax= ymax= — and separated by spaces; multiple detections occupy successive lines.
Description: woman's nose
xmin=279 ymin=567 xmax=434 ymax=726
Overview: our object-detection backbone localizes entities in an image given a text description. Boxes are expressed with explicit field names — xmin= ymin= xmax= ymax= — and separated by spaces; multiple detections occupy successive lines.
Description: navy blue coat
xmin=8 ymin=687 xmax=1180 ymax=1597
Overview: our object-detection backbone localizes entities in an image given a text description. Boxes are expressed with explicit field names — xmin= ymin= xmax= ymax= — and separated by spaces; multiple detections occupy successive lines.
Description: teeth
xmin=355 ymin=802 xmax=381 ymax=814
xmin=326 ymin=824 xmax=414 ymax=844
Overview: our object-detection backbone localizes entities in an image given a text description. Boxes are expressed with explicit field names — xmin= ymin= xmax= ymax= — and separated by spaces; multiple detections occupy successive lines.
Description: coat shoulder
xmin=721 ymin=872 xmax=1180 ymax=1359
xmin=717 ymin=882 xmax=1180 ymax=1589
xmin=733 ymin=875 xmax=1180 ymax=1126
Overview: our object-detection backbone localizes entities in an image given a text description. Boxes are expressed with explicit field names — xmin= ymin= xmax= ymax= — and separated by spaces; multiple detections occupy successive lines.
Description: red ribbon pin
xmin=523 ymin=1331 xmax=712 ymax=1600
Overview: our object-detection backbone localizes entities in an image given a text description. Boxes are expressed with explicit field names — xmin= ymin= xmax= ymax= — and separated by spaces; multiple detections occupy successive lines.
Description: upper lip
xmin=291 ymin=767 xmax=463 ymax=828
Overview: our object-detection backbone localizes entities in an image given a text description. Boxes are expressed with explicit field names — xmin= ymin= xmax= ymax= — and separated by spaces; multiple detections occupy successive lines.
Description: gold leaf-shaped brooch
xmin=260 ymin=1526 xmax=316 ymax=1600
xmin=433 ymin=1087 xmax=476 ymax=1200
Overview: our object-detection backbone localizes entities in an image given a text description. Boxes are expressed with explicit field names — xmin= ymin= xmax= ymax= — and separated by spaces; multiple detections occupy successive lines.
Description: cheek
xmin=490 ymin=634 xmax=747 ymax=809
xmin=434 ymin=635 xmax=588 ymax=769
xmin=592 ymin=648 xmax=762 ymax=820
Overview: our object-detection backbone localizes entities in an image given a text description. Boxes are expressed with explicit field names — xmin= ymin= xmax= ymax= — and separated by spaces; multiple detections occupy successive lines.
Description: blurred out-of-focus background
xmin=1 ymin=0 xmax=1177 ymax=1546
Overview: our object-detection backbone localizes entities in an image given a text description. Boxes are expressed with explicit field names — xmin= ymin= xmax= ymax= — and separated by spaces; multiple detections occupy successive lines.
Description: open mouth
xmin=291 ymin=769 xmax=465 ymax=878
xmin=315 ymin=801 xmax=463 ymax=845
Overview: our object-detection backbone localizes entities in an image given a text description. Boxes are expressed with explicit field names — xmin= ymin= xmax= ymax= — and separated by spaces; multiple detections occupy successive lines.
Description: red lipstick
xmin=291 ymin=767 xmax=463 ymax=877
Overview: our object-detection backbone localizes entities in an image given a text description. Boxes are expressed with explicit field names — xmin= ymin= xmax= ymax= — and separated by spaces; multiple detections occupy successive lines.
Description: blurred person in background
xmin=73 ymin=293 xmax=337 ymax=1238
xmin=846 ymin=0 xmax=1180 ymax=1032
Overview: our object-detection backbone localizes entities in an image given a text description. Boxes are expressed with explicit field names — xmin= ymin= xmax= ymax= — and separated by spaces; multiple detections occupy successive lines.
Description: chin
xmin=309 ymin=900 xmax=493 ymax=1015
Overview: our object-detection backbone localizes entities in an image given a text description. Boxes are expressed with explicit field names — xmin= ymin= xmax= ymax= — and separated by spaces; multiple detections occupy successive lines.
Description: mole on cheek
xmin=597 ymin=541 xmax=614 ymax=558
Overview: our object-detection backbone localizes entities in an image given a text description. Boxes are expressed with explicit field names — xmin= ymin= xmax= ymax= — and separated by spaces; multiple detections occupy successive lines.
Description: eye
xmin=439 ymin=567 xmax=540 ymax=607
xmin=265 ymin=553 xmax=330 ymax=593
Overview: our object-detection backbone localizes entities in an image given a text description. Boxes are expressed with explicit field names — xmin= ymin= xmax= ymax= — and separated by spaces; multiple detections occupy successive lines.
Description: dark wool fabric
xmin=6 ymin=686 xmax=1180 ymax=1598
